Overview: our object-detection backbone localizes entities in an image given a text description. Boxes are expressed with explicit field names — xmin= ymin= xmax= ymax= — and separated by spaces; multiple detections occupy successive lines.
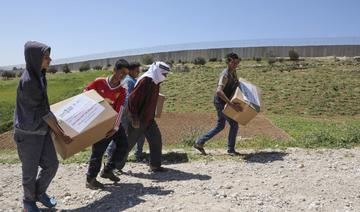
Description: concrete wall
xmin=51 ymin=45 xmax=360 ymax=71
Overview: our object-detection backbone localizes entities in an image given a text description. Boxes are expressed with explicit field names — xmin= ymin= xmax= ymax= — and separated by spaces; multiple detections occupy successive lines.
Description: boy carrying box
xmin=84 ymin=59 xmax=129 ymax=189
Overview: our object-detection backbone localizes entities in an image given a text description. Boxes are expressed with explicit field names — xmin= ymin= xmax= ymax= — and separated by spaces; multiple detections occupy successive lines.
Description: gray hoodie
xmin=14 ymin=41 xmax=53 ymax=135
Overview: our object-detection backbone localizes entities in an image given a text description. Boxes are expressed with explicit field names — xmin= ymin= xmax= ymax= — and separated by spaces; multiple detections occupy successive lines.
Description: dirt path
xmin=0 ymin=112 xmax=291 ymax=149
xmin=1 ymin=148 xmax=360 ymax=211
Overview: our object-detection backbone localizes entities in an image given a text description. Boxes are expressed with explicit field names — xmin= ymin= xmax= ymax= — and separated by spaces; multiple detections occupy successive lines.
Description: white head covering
xmin=135 ymin=61 xmax=171 ymax=86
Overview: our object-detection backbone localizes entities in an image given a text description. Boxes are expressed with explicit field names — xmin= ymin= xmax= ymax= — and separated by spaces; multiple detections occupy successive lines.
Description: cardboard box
xmin=50 ymin=90 xmax=117 ymax=159
xmin=155 ymin=93 xmax=166 ymax=118
xmin=223 ymin=78 xmax=261 ymax=125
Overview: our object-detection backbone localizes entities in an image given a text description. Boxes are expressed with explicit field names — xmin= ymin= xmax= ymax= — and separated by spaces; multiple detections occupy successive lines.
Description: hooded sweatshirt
xmin=14 ymin=41 xmax=53 ymax=135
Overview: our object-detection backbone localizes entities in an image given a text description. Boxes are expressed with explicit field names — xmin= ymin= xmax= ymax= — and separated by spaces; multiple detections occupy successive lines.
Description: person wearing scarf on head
xmin=116 ymin=61 xmax=171 ymax=172
xmin=14 ymin=41 xmax=72 ymax=212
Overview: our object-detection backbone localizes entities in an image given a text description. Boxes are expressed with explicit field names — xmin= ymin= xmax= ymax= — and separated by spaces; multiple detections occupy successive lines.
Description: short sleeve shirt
xmin=218 ymin=69 xmax=238 ymax=88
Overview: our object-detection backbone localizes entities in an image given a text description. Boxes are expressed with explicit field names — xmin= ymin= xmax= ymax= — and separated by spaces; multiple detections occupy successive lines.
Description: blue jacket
xmin=123 ymin=75 xmax=137 ymax=108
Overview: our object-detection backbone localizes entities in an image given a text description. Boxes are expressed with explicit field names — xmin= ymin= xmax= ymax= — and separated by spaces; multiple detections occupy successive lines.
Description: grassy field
xmin=0 ymin=58 xmax=359 ymax=163
xmin=163 ymin=59 xmax=360 ymax=115
xmin=0 ymin=71 xmax=110 ymax=132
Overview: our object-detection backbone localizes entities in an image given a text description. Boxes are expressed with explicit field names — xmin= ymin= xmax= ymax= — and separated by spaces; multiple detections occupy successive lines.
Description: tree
xmin=48 ymin=66 xmax=58 ymax=74
xmin=79 ymin=63 xmax=91 ymax=72
xmin=193 ymin=57 xmax=206 ymax=65
xmin=142 ymin=55 xmax=154 ymax=65
xmin=62 ymin=64 xmax=71 ymax=73
xmin=289 ymin=49 xmax=300 ymax=61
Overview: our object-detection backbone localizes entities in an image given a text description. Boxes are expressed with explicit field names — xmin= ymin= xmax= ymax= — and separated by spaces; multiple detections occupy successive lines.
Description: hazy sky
xmin=1 ymin=0 xmax=359 ymax=66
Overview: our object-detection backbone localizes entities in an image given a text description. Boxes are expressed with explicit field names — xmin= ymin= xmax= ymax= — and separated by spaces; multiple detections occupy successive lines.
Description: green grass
xmin=162 ymin=59 xmax=360 ymax=116
xmin=0 ymin=70 xmax=111 ymax=133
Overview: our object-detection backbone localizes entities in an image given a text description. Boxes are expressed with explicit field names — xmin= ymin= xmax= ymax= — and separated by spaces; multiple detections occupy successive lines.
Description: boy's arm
xmin=44 ymin=113 xmax=72 ymax=144
xmin=216 ymin=75 xmax=242 ymax=112
xmin=20 ymin=81 xmax=73 ymax=143
xmin=127 ymin=80 xmax=135 ymax=94
xmin=105 ymin=88 xmax=127 ymax=138
xmin=113 ymin=88 xmax=127 ymax=131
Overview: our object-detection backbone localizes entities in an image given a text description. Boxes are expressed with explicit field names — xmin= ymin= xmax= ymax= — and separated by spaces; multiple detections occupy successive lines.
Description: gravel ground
xmin=1 ymin=148 xmax=360 ymax=211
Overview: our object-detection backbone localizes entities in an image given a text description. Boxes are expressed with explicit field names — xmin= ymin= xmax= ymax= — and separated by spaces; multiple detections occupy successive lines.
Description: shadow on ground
xmin=66 ymin=167 xmax=210 ymax=211
xmin=65 ymin=183 xmax=173 ymax=211
xmin=128 ymin=152 xmax=189 ymax=165
xmin=241 ymin=151 xmax=288 ymax=163
xmin=126 ymin=167 xmax=211 ymax=183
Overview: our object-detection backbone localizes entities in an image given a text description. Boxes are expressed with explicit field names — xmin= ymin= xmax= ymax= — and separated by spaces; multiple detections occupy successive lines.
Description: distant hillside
xmin=0 ymin=58 xmax=359 ymax=133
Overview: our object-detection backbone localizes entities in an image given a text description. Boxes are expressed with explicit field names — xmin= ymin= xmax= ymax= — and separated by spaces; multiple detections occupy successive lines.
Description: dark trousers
xmin=117 ymin=120 xmax=162 ymax=170
xmin=106 ymin=116 xmax=145 ymax=159
xmin=14 ymin=132 xmax=59 ymax=201
xmin=87 ymin=125 xmax=128 ymax=178
xmin=196 ymin=98 xmax=239 ymax=151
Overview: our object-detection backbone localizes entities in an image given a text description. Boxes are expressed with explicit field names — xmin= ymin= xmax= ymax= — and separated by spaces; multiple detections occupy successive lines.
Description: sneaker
xmin=193 ymin=143 xmax=207 ymax=155
xmin=149 ymin=166 xmax=168 ymax=173
xmin=23 ymin=200 xmax=40 ymax=212
xmin=115 ymin=161 xmax=126 ymax=172
xmin=100 ymin=169 xmax=120 ymax=182
xmin=86 ymin=177 xmax=104 ymax=190
xmin=36 ymin=193 xmax=57 ymax=208
xmin=227 ymin=150 xmax=241 ymax=156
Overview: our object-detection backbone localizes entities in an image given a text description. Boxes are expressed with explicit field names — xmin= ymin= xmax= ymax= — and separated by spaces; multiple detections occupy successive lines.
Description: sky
xmin=1 ymin=0 xmax=360 ymax=66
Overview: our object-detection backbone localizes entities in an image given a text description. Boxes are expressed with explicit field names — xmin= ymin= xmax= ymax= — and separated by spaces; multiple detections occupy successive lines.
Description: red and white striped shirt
xmin=84 ymin=76 xmax=127 ymax=131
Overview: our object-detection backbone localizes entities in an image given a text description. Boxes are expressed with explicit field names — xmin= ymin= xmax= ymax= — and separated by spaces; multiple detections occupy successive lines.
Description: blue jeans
xmin=196 ymin=98 xmax=239 ymax=151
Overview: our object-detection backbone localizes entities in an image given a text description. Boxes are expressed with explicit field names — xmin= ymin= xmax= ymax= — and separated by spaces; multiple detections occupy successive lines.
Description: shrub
xmin=1 ymin=71 xmax=16 ymax=80
xmin=277 ymin=58 xmax=285 ymax=63
xmin=267 ymin=57 xmax=276 ymax=65
xmin=192 ymin=57 xmax=206 ymax=65
xmin=141 ymin=55 xmax=154 ymax=65
xmin=174 ymin=64 xmax=190 ymax=72
xmin=255 ymin=57 xmax=262 ymax=62
xmin=93 ymin=65 xmax=103 ymax=70
xmin=0 ymin=120 xmax=13 ymax=135
xmin=180 ymin=127 xmax=204 ymax=147
xmin=47 ymin=66 xmax=58 ymax=74
xmin=178 ymin=59 xmax=188 ymax=64
xmin=266 ymin=51 xmax=276 ymax=66
xmin=17 ymin=71 xmax=23 ymax=78
xmin=62 ymin=64 xmax=71 ymax=73
xmin=289 ymin=49 xmax=300 ymax=61
xmin=79 ymin=63 xmax=91 ymax=72
xmin=165 ymin=60 xmax=174 ymax=67
xmin=209 ymin=57 xmax=218 ymax=62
